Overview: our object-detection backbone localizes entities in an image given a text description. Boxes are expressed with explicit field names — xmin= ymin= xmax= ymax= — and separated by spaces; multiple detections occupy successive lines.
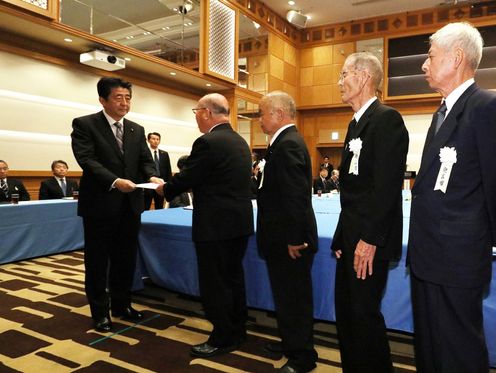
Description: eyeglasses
xmin=192 ymin=107 xmax=208 ymax=114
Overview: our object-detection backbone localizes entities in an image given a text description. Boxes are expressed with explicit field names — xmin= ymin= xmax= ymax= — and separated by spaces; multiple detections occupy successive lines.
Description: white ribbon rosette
xmin=434 ymin=146 xmax=457 ymax=193
xmin=348 ymin=138 xmax=362 ymax=175
xmin=257 ymin=159 xmax=266 ymax=189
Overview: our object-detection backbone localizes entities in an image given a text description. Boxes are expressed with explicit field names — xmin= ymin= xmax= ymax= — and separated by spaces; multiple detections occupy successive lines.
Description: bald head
xmin=194 ymin=93 xmax=231 ymax=133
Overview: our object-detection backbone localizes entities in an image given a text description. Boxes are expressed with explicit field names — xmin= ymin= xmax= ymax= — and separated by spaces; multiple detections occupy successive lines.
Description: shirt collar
xmin=353 ymin=97 xmax=377 ymax=123
xmin=270 ymin=124 xmax=295 ymax=146
xmin=444 ymin=78 xmax=474 ymax=116
xmin=102 ymin=110 xmax=124 ymax=126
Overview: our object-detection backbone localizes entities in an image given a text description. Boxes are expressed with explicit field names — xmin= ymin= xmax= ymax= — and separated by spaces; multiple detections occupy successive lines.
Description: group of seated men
xmin=0 ymin=159 xmax=78 ymax=203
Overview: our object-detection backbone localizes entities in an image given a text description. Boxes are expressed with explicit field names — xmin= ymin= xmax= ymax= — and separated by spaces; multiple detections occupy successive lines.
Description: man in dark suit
xmin=256 ymin=91 xmax=318 ymax=373
xmin=158 ymin=93 xmax=253 ymax=358
xmin=71 ymin=77 xmax=161 ymax=333
xmin=328 ymin=169 xmax=340 ymax=192
xmin=320 ymin=156 xmax=333 ymax=179
xmin=39 ymin=160 xmax=78 ymax=200
xmin=0 ymin=160 xmax=30 ymax=202
xmin=144 ymin=132 xmax=171 ymax=210
xmin=331 ymin=52 xmax=409 ymax=373
xmin=313 ymin=166 xmax=331 ymax=194
xmin=408 ymin=22 xmax=496 ymax=373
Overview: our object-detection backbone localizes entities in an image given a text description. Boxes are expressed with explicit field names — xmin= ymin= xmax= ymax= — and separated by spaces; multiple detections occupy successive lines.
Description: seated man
xmin=313 ymin=167 xmax=331 ymax=194
xmin=328 ymin=169 xmax=340 ymax=192
xmin=0 ymin=160 xmax=30 ymax=202
xmin=39 ymin=160 xmax=78 ymax=200
xmin=169 ymin=156 xmax=192 ymax=208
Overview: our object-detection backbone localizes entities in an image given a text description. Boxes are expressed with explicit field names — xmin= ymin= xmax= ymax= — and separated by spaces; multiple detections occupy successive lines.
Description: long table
xmin=0 ymin=200 xmax=84 ymax=264
xmin=136 ymin=195 xmax=496 ymax=366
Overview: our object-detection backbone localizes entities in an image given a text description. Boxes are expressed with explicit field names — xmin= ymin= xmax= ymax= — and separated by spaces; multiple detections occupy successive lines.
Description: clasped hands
xmin=335 ymin=239 xmax=377 ymax=280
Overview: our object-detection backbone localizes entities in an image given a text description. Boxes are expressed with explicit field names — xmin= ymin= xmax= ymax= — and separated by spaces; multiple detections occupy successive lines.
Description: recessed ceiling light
xmin=307 ymin=15 xmax=312 ymax=20
xmin=288 ymin=1 xmax=295 ymax=5
xmin=124 ymin=57 xmax=131 ymax=61
xmin=64 ymin=38 xmax=72 ymax=42
xmin=170 ymin=72 xmax=177 ymax=76
xmin=206 ymin=83 xmax=212 ymax=87
xmin=112 ymin=39 xmax=118 ymax=42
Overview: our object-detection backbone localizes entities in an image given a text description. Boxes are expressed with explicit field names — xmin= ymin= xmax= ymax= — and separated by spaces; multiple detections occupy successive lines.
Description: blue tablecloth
xmin=136 ymin=194 xmax=496 ymax=366
xmin=0 ymin=200 xmax=84 ymax=264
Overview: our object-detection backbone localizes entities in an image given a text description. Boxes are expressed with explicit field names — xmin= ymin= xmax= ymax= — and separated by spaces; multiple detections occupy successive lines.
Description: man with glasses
xmin=0 ymin=160 xmax=30 ymax=203
xmin=331 ymin=52 xmax=409 ymax=372
xmin=158 ymin=93 xmax=253 ymax=358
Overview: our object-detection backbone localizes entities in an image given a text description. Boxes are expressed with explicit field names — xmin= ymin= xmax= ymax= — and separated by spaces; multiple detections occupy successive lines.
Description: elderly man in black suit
xmin=313 ymin=166 xmax=331 ymax=194
xmin=39 ymin=160 xmax=78 ymax=200
xmin=0 ymin=160 xmax=30 ymax=202
xmin=331 ymin=52 xmax=409 ymax=373
xmin=144 ymin=132 xmax=171 ymax=210
xmin=71 ymin=77 xmax=161 ymax=333
xmin=158 ymin=93 xmax=254 ymax=358
xmin=256 ymin=91 xmax=318 ymax=373
xmin=408 ymin=22 xmax=496 ymax=373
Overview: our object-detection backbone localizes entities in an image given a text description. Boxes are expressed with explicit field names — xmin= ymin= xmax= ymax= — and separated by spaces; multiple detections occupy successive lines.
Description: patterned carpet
xmin=0 ymin=251 xmax=421 ymax=372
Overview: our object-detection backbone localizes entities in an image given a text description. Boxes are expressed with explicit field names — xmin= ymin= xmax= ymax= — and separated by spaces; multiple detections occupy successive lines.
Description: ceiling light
xmin=206 ymin=83 xmax=212 ymax=87
xmin=64 ymin=38 xmax=72 ymax=42
xmin=288 ymin=1 xmax=296 ymax=5
xmin=124 ymin=57 xmax=131 ymax=61
xmin=170 ymin=72 xmax=177 ymax=76
xmin=253 ymin=21 xmax=260 ymax=29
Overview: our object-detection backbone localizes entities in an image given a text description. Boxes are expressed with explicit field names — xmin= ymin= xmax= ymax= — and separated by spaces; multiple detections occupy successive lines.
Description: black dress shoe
xmin=112 ymin=306 xmax=143 ymax=322
xmin=94 ymin=316 xmax=112 ymax=332
xmin=264 ymin=341 xmax=283 ymax=353
xmin=280 ymin=361 xmax=316 ymax=373
xmin=190 ymin=342 xmax=237 ymax=358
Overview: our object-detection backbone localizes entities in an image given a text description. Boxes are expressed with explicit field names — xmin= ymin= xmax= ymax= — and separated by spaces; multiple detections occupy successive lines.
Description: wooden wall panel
xmin=300 ymin=48 xmax=313 ymax=67
xmin=284 ymin=42 xmax=297 ymax=66
xmin=313 ymin=66 xmax=333 ymax=85
xmin=270 ymin=55 xmax=284 ymax=81
xmin=283 ymin=62 xmax=297 ymax=86
xmin=300 ymin=67 xmax=313 ymax=86
xmin=313 ymin=45 xmax=333 ymax=66
xmin=270 ymin=34 xmax=285 ymax=60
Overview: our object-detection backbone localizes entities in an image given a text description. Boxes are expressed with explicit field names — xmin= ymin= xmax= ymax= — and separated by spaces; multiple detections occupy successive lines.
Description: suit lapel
xmin=415 ymin=84 xmax=477 ymax=187
xmin=267 ymin=126 xmax=296 ymax=156
xmin=340 ymin=100 xmax=380 ymax=169
xmin=96 ymin=112 xmax=124 ymax=160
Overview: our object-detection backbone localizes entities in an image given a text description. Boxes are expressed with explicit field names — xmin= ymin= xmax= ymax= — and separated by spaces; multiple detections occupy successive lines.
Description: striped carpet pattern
xmin=0 ymin=251 xmax=419 ymax=372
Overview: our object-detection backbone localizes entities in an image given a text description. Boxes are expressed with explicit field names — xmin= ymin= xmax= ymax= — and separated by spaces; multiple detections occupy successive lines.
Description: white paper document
xmin=136 ymin=183 xmax=160 ymax=190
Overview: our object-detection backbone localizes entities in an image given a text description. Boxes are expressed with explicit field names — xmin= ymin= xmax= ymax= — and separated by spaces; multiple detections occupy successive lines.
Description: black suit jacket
xmin=0 ymin=178 xmax=30 ymax=202
xmin=71 ymin=111 xmax=156 ymax=218
xmin=408 ymin=84 xmax=496 ymax=288
xmin=39 ymin=177 xmax=78 ymax=200
xmin=257 ymin=126 xmax=318 ymax=254
xmin=151 ymin=148 xmax=172 ymax=182
xmin=332 ymin=100 xmax=409 ymax=260
xmin=313 ymin=177 xmax=331 ymax=194
xmin=164 ymin=123 xmax=254 ymax=242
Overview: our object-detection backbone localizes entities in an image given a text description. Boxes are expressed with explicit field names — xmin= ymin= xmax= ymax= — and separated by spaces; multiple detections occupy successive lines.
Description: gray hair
xmin=430 ymin=22 xmax=483 ymax=70
xmin=262 ymin=91 xmax=296 ymax=119
xmin=345 ymin=52 xmax=383 ymax=90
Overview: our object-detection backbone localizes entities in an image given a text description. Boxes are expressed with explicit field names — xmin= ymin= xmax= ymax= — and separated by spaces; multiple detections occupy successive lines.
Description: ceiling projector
xmin=80 ymin=50 xmax=125 ymax=71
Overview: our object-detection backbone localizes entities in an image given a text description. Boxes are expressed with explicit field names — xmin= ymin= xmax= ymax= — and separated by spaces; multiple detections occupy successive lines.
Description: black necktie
xmin=0 ymin=179 xmax=8 ymax=197
xmin=154 ymin=150 xmax=160 ymax=176
xmin=113 ymin=122 xmax=123 ymax=153
xmin=434 ymin=101 xmax=447 ymax=134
